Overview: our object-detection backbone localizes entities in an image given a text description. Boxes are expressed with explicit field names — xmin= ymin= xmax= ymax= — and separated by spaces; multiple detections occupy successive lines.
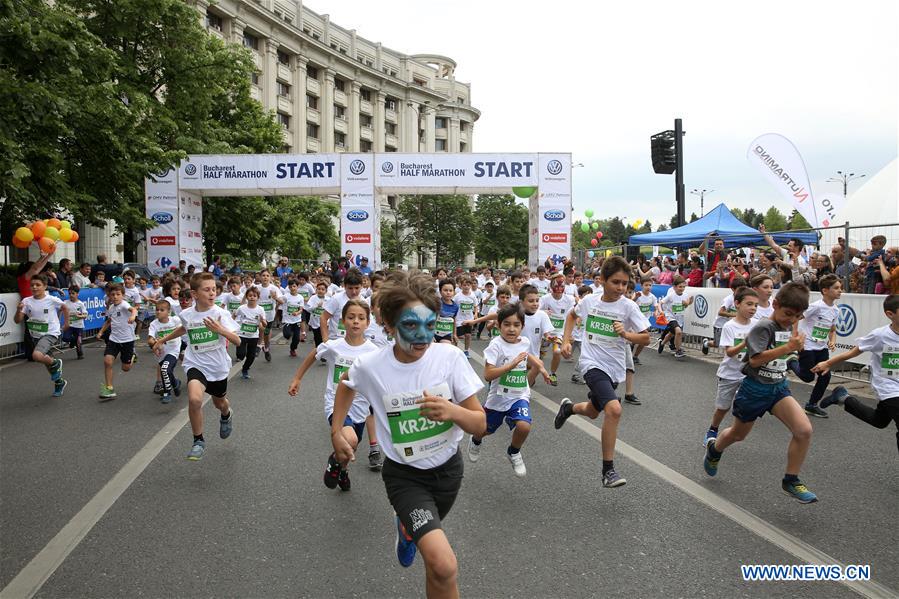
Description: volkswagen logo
xmin=184 ymin=163 xmax=197 ymax=176
xmin=0 ymin=302 xmax=6 ymax=327
xmin=543 ymin=209 xmax=565 ymax=221
xmin=835 ymin=303 xmax=857 ymax=337
xmin=349 ymin=159 xmax=365 ymax=175
xmin=694 ymin=295 xmax=708 ymax=319
xmin=381 ymin=162 xmax=394 ymax=174
xmin=391 ymin=398 xmax=400 ymax=407
xmin=547 ymin=160 xmax=563 ymax=175
xmin=346 ymin=210 xmax=369 ymax=222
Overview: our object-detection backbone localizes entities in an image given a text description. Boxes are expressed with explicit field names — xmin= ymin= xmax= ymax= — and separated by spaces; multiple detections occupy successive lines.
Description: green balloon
xmin=580 ymin=222 xmax=590 ymax=233
xmin=591 ymin=222 xmax=599 ymax=230
xmin=585 ymin=209 xmax=594 ymax=218
xmin=512 ymin=186 xmax=537 ymax=198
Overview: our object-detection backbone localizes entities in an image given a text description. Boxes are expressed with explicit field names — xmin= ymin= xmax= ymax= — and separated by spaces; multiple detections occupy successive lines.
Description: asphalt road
xmin=1 ymin=333 xmax=897 ymax=598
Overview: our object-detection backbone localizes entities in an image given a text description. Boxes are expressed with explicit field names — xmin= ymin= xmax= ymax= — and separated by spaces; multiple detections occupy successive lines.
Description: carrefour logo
xmin=151 ymin=212 xmax=174 ymax=224
xmin=547 ymin=160 xmax=563 ymax=175
xmin=835 ymin=303 xmax=857 ymax=337
xmin=346 ymin=210 xmax=369 ymax=222
xmin=694 ymin=295 xmax=708 ymax=319
xmin=184 ymin=163 xmax=197 ymax=176
xmin=543 ymin=209 xmax=565 ymax=222
xmin=349 ymin=159 xmax=365 ymax=175
xmin=381 ymin=162 xmax=394 ymax=174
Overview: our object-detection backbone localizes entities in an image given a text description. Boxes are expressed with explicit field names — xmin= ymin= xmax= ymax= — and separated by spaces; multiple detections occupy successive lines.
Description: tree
xmin=380 ymin=208 xmax=415 ymax=266
xmin=788 ymin=209 xmax=812 ymax=230
xmin=689 ymin=212 xmax=699 ymax=223
xmin=473 ymin=195 xmax=527 ymax=266
xmin=741 ymin=208 xmax=764 ymax=229
xmin=267 ymin=197 xmax=339 ymax=261
xmin=396 ymin=195 xmax=475 ymax=267
xmin=656 ymin=224 xmax=669 ymax=232
xmin=669 ymin=214 xmax=679 ymax=229
xmin=763 ymin=206 xmax=788 ymax=232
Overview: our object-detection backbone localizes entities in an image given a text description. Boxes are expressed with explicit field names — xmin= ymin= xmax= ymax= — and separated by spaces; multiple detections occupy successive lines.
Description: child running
xmin=281 ymin=279 xmax=306 ymax=357
xmin=469 ymin=303 xmax=550 ymax=476
xmin=632 ymin=276 xmax=658 ymax=365
xmin=147 ymin=300 xmax=183 ymax=403
xmin=518 ymin=284 xmax=555 ymax=387
xmin=569 ymin=285 xmax=593 ymax=384
xmin=658 ymin=275 xmax=693 ymax=360
xmin=305 ymin=281 xmax=328 ymax=347
xmin=256 ymin=269 xmax=283 ymax=362
xmin=63 ymin=285 xmax=87 ymax=359
xmin=453 ymin=276 xmax=478 ymax=358
xmin=288 ymin=300 xmax=377 ymax=491
xmin=702 ymin=277 xmax=746 ymax=355
xmin=703 ymin=282 xmax=817 ymax=503
xmin=235 ymin=286 xmax=267 ymax=379
xmin=435 ymin=278 xmax=459 ymax=344
xmin=556 ymin=257 xmax=651 ymax=487
xmin=96 ymin=283 xmax=138 ymax=401
xmin=330 ymin=271 xmax=485 ymax=593
xmin=539 ymin=273 xmax=575 ymax=385
xmin=14 ymin=273 xmax=67 ymax=397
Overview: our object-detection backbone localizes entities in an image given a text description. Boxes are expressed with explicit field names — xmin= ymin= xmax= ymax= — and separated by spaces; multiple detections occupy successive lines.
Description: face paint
xmin=395 ymin=304 xmax=436 ymax=351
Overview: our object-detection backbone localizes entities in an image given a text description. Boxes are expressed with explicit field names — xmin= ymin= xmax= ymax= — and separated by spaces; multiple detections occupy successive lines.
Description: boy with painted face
xmin=330 ymin=271 xmax=485 ymax=594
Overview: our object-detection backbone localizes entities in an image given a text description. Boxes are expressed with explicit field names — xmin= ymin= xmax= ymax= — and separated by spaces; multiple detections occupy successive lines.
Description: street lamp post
xmin=689 ymin=188 xmax=714 ymax=217
xmin=826 ymin=171 xmax=866 ymax=199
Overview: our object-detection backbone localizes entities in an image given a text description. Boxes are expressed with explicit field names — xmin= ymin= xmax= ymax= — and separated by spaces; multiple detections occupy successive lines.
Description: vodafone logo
xmin=345 ymin=233 xmax=371 ymax=243
xmin=542 ymin=233 xmax=567 ymax=243
xmin=151 ymin=236 xmax=176 ymax=246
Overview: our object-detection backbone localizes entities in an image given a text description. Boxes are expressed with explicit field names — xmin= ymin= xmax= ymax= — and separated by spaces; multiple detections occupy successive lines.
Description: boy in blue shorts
xmin=704 ymin=282 xmax=817 ymax=503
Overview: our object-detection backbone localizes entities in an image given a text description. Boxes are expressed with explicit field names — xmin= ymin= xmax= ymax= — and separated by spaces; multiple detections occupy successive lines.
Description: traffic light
xmin=651 ymin=131 xmax=677 ymax=174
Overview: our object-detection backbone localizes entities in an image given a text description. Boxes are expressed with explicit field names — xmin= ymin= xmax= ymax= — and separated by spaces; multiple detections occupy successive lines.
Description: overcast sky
xmin=321 ymin=0 xmax=898 ymax=227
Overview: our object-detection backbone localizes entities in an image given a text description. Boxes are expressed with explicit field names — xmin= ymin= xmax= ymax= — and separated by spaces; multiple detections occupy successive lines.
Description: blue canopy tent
xmin=627 ymin=203 xmax=819 ymax=248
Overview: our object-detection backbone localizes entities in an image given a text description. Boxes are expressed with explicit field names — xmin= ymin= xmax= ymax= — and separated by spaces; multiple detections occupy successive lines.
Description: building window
xmin=307 ymin=65 xmax=319 ymax=80
xmin=277 ymin=51 xmax=290 ymax=66
xmin=385 ymin=97 xmax=397 ymax=111
xmin=390 ymin=70 xmax=398 ymax=77
xmin=242 ymin=32 xmax=259 ymax=51
xmin=460 ymin=142 xmax=467 ymax=152
xmin=360 ymin=114 xmax=372 ymax=128
xmin=436 ymin=139 xmax=447 ymax=151
xmin=457 ymin=96 xmax=465 ymax=104
xmin=413 ymin=77 xmax=428 ymax=87
xmin=360 ymin=89 xmax=372 ymax=102
xmin=385 ymin=145 xmax=396 ymax=153
xmin=335 ymin=132 xmax=346 ymax=148
xmin=306 ymin=122 xmax=319 ymax=139
xmin=277 ymin=112 xmax=290 ymax=128
xmin=206 ymin=12 xmax=223 ymax=31
xmin=360 ymin=140 xmax=372 ymax=152
xmin=250 ymin=72 xmax=259 ymax=85
xmin=335 ymin=105 xmax=346 ymax=119
xmin=385 ymin=122 xmax=396 ymax=135
xmin=435 ymin=117 xmax=447 ymax=129
xmin=306 ymin=94 xmax=318 ymax=109
xmin=460 ymin=121 xmax=468 ymax=132
xmin=277 ymin=82 xmax=291 ymax=98
xmin=334 ymin=78 xmax=346 ymax=92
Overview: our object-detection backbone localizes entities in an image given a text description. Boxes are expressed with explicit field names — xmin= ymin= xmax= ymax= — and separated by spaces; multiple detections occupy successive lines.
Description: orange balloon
xmin=31 ymin=221 xmax=46 ymax=239
xmin=70 ymin=230 xmax=79 ymax=242
xmin=12 ymin=236 xmax=30 ymax=249
xmin=47 ymin=218 xmax=62 ymax=229
xmin=38 ymin=237 xmax=56 ymax=254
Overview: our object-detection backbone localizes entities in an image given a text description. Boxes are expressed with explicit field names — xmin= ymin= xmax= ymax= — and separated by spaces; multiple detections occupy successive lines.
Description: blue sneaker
xmin=161 ymin=392 xmax=172 ymax=404
xmin=703 ymin=442 xmax=719 ymax=476
xmin=241 ymin=370 xmax=250 ymax=380
xmin=602 ymin=467 xmax=626 ymax=488
xmin=464 ymin=350 xmax=470 ymax=359
xmin=49 ymin=359 xmax=62 ymax=382
xmin=52 ymin=379 xmax=67 ymax=398
xmin=782 ymin=479 xmax=818 ymax=503
xmin=173 ymin=379 xmax=182 ymax=397
xmin=395 ymin=516 xmax=416 ymax=567
xmin=219 ymin=410 xmax=233 ymax=439
xmin=186 ymin=440 xmax=205 ymax=461
xmin=820 ymin=386 xmax=848 ymax=410
xmin=703 ymin=428 xmax=718 ymax=448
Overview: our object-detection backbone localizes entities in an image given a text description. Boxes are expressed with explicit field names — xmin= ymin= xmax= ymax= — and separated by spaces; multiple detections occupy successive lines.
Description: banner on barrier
xmin=0 ymin=288 xmax=109 ymax=349
xmin=0 ymin=293 xmax=23 ymax=345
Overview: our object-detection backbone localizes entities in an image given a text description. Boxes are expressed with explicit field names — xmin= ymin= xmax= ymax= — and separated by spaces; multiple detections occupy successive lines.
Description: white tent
xmin=819 ymin=158 xmax=898 ymax=251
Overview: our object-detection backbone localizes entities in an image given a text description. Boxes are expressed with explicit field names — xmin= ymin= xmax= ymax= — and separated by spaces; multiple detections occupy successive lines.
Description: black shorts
xmin=456 ymin=324 xmax=472 ymax=336
xmin=382 ymin=451 xmax=464 ymax=543
xmin=186 ymin=368 xmax=228 ymax=398
xmin=664 ymin=321 xmax=682 ymax=335
xmin=104 ymin=340 xmax=135 ymax=364
xmin=302 ymin=310 xmax=311 ymax=324
xmin=584 ymin=368 xmax=619 ymax=412
xmin=434 ymin=333 xmax=453 ymax=343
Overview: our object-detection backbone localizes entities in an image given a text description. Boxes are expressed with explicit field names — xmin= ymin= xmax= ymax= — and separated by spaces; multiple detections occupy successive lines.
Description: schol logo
xmin=381 ymin=161 xmax=394 ymax=174
xmin=184 ymin=163 xmax=197 ymax=176
xmin=543 ymin=209 xmax=565 ymax=221
xmin=349 ymin=159 xmax=366 ymax=175
xmin=694 ymin=295 xmax=708 ymax=319
xmin=835 ymin=303 xmax=857 ymax=337
xmin=346 ymin=210 xmax=369 ymax=222
xmin=547 ymin=160 xmax=563 ymax=175
xmin=151 ymin=212 xmax=173 ymax=224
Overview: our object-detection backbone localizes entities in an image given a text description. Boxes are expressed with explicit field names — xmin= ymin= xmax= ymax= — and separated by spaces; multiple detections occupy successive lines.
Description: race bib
xmin=383 ymin=383 xmax=455 ymax=464
xmin=672 ymin=303 xmax=685 ymax=313
xmin=287 ymin=303 xmax=301 ymax=316
xmin=498 ymin=363 xmax=528 ymax=397
xmin=337 ymin=320 xmax=346 ymax=337
xmin=734 ymin=337 xmax=746 ymax=361
xmin=313 ymin=307 xmax=324 ymax=317
xmin=459 ymin=301 xmax=474 ymax=314
xmin=259 ymin=301 xmax=274 ymax=314
xmin=811 ymin=325 xmax=830 ymax=341
xmin=639 ymin=303 xmax=651 ymax=314
xmin=881 ymin=345 xmax=899 ymax=378
xmin=187 ymin=324 xmax=220 ymax=353
xmin=435 ymin=316 xmax=454 ymax=335
xmin=227 ymin=300 xmax=242 ymax=312
xmin=299 ymin=290 xmax=311 ymax=300
xmin=762 ymin=331 xmax=791 ymax=376
xmin=213 ymin=298 xmax=224 ymax=308
xmin=240 ymin=322 xmax=258 ymax=335
xmin=69 ymin=312 xmax=84 ymax=323
xmin=550 ymin=315 xmax=565 ymax=330
xmin=484 ymin=299 xmax=496 ymax=308
xmin=585 ymin=310 xmax=620 ymax=344
xmin=333 ymin=355 xmax=354 ymax=384
xmin=27 ymin=319 xmax=49 ymax=337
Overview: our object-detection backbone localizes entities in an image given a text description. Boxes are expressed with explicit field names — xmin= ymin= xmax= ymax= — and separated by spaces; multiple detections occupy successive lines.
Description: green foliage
xmin=473 ymin=195 xmax=527 ymax=266
xmin=396 ymin=195 xmax=475 ymax=267
xmin=788 ymin=209 xmax=812 ymax=230
xmin=763 ymin=206 xmax=788 ymax=232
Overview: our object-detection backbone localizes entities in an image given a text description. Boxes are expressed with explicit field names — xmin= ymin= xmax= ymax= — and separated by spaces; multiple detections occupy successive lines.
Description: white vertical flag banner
xmin=340 ymin=154 xmax=377 ymax=267
xmin=145 ymin=170 xmax=179 ymax=275
xmin=179 ymin=191 xmax=203 ymax=269
xmin=536 ymin=153 xmax=573 ymax=267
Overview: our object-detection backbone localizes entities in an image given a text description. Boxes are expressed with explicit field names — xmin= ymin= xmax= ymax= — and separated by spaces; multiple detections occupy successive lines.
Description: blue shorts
xmin=732 ymin=377 xmax=791 ymax=422
xmin=584 ymin=368 xmax=619 ymax=412
xmin=485 ymin=399 xmax=532 ymax=434
xmin=327 ymin=414 xmax=366 ymax=440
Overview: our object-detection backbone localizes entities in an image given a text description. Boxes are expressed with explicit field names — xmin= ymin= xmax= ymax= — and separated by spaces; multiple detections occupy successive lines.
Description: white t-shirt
xmin=235 ymin=305 xmax=266 ymax=339
xmin=539 ymin=293 xmax=575 ymax=336
xmin=575 ymin=294 xmax=650 ymax=383
xmin=281 ymin=292 xmax=306 ymax=324
xmin=296 ymin=282 xmax=316 ymax=305
xmin=165 ymin=296 xmax=181 ymax=317
xmin=123 ymin=286 xmax=142 ymax=311
xmin=22 ymin=295 xmax=65 ymax=338
xmin=716 ymin=319 xmax=754 ymax=380
xmin=316 ymin=337 xmax=379 ymax=423
xmin=856 ymin=325 xmax=899 ymax=401
xmin=306 ymin=295 xmax=326 ymax=329
xmin=480 ymin=292 xmax=498 ymax=315
xmin=220 ymin=291 xmax=244 ymax=316
xmin=149 ymin=316 xmax=182 ymax=361
xmin=483 ymin=336 xmax=532 ymax=411
xmin=323 ymin=292 xmax=368 ymax=339
xmin=799 ymin=300 xmax=838 ymax=351
xmin=564 ymin=283 xmax=579 ymax=299
xmin=713 ymin=294 xmax=736 ymax=329
xmin=753 ymin=303 xmax=774 ymax=322
xmin=106 ymin=301 xmax=136 ymax=343
xmin=634 ymin=292 xmax=658 ymax=320
xmin=522 ymin=310 xmax=554 ymax=356
xmin=365 ymin=321 xmax=393 ymax=348
xmin=327 ymin=283 xmax=340 ymax=297
xmin=256 ymin=284 xmax=281 ymax=321
xmin=528 ymin=278 xmax=550 ymax=296
xmin=179 ymin=305 xmax=239 ymax=381
xmin=661 ymin=288 xmax=688 ymax=326
xmin=142 ymin=287 xmax=162 ymax=303
xmin=453 ymin=291 xmax=478 ymax=325
xmin=64 ymin=299 xmax=87 ymax=330
xmin=344 ymin=343 xmax=484 ymax=469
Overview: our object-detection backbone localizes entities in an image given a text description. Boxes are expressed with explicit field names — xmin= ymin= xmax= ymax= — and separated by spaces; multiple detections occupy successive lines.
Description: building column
xmin=230 ymin=18 xmax=245 ymax=45
xmin=322 ymin=69 xmax=335 ymax=151
xmin=293 ymin=56 xmax=308 ymax=151
xmin=264 ymin=39 xmax=279 ymax=110
xmin=425 ymin=110 xmax=436 ymax=152
xmin=466 ymin=121 xmax=474 ymax=152
xmin=401 ymin=102 xmax=417 ymax=151
xmin=349 ymin=81 xmax=361 ymax=152
xmin=449 ymin=117 xmax=461 ymax=153
xmin=195 ymin=0 xmax=210 ymax=26
xmin=375 ymin=91 xmax=386 ymax=152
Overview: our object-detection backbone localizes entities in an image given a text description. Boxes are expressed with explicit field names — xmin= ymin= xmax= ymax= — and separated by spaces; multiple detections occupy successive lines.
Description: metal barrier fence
xmin=574 ymin=244 xmax=627 ymax=273
xmin=0 ymin=324 xmax=105 ymax=361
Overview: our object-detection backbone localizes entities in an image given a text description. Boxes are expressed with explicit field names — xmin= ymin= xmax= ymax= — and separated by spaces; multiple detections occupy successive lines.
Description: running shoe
xmin=703 ymin=428 xmax=718 ymax=448
xmin=131 ymin=353 xmax=138 ymax=365
xmin=324 ymin=454 xmax=340 ymax=489
xmin=820 ymin=386 xmax=848 ymax=410
xmin=623 ymin=394 xmax=641 ymax=405
xmin=570 ymin=372 xmax=584 ymax=385
xmin=337 ymin=469 xmax=351 ymax=492
xmin=395 ymin=515 xmax=417 ymax=568
xmin=703 ymin=443 xmax=719 ymax=476
xmin=186 ymin=440 xmax=205 ymax=461
xmin=368 ymin=449 xmax=383 ymax=471
xmin=173 ymin=379 xmax=182 ymax=397
xmin=467 ymin=436 xmax=481 ymax=462
xmin=674 ymin=350 xmax=686 ymax=360
xmin=632 ymin=356 xmax=642 ymax=366
xmin=602 ymin=468 xmax=626 ymax=488
xmin=241 ymin=370 xmax=250 ymax=380
xmin=508 ymin=452 xmax=526 ymax=477
xmin=153 ymin=381 xmax=163 ymax=395
xmin=657 ymin=338 xmax=665 ymax=354
xmin=290 ymin=350 xmax=297 ymax=358
xmin=49 ymin=359 xmax=62 ymax=381
xmin=52 ymin=379 xmax=67 ymax=398
xmin=701 ymin=339 xmax=710 ymax=355
xmin=554 ymin=398 xmax=573 ymax=430
xmin=161 ymin=392 xmax=172 ymax=404
xmin=782 ymin=479 xmax=818 ymax=503
xmin=99 ymin=385 xmax=117 ymax=401
xmin=264 ymin=349 xmax=272 ymax=362
xmin=464 ymin=350 xmax=470 ymax=359
xmin=548 ymin=373 xmax=558 ymax=386
xmin=219 ymin=409 xmax=233 ymax=439
xmin=804 ymin=404 xmax=829 ymax=419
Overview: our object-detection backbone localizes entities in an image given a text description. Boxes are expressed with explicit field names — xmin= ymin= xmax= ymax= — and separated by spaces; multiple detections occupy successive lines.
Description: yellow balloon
xmin=59 ymin=227 xmax=74 ymax=242
xmin=43 ymin=226 xmax=60 ymax=241
xmin=605 ymin=249 xmax=612 ymax=257
xmin=15 ymin=226 xmax=34 ymax=243
xmin=60 ymin=220 xmax=72 ymax=230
